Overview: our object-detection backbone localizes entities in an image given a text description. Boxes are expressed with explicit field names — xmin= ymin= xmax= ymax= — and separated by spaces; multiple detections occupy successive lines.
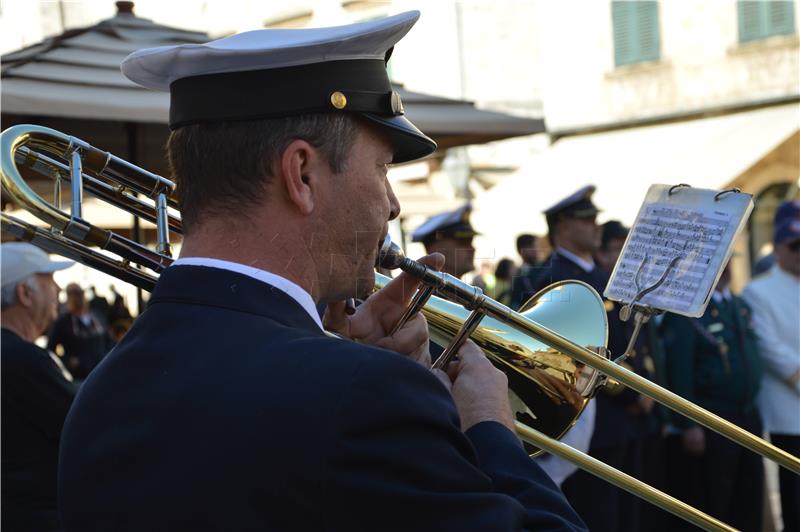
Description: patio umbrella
xmin=1 ymin=1 xmax=208 ymax=181
xmin=2 ymin=1 xmax=545 ymax=183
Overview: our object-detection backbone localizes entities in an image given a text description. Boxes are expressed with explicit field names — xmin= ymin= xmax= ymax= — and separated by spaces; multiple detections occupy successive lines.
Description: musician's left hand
xmin=324 ymin=253 xmax=445 ymax=368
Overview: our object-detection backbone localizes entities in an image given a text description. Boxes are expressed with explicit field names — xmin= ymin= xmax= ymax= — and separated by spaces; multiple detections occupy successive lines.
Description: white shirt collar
xmin=556 ymin=247 xmax=595 ymax=273
xmin=170 ymin=257 xmax=323 ymax=331
xmin=712 ymin=287 xmax=732 ymax=304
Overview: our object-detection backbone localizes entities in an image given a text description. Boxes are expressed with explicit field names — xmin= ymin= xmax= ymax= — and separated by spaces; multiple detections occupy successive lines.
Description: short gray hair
xmin=166 ymin=113 xmax=362 ymax=234
xmin=1 ymin=276 xmax=37 ymax=310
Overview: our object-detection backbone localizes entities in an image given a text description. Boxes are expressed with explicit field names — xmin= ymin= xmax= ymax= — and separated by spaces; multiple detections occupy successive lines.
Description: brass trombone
xmin=2 ymin=124 xmax=798 ymax=532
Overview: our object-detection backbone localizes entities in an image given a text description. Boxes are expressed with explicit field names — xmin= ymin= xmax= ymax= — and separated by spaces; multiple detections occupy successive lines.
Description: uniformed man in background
xmin=557 ymin=216 xmax=653 ymax=532
xmin=527 ymin=186 xmax=607 ymax=297
xmin=532 ymin=187 xmax=605 ymax=506
xmin=660 ymin=262 xmax=764 ymax=532
xmin=411 ymin=204 xmax=477 ymax=280
xmin=510 ymin=233 xmax=540 ymax=310
xmin=596 ymin=220 xmax=669 ymax=530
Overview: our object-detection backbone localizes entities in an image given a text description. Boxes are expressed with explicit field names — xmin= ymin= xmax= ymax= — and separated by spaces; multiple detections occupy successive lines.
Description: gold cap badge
xmin=330 ymin=91 xmax=347 ymax=110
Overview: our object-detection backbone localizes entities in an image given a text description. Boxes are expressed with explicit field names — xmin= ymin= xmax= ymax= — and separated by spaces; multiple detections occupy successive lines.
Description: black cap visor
xmin=360 ymin=113 xmax=437 ymax=163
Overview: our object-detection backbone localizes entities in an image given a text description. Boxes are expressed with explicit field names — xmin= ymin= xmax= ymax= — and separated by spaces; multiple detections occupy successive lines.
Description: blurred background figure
xmin=1 ymin=242 xmax=77 ymax=532
xmin=491 ymin=257 xmax=516 ymax=307
xmin=411 ymin=205 xmax=479 ymax=359
xmin=107 ymin=284 xmax=132 ymax=325
xmin=472 ymin=257 xmax=517 ymax=306
xmin=411 ymin=204 xmax=477 ymax=280
xmin=471 ymin=260 xmax=495 ymax=293
xmin=528 ymin=185 xmax=604 ymax=296
xmin=594 ymin=219 xmax=671 ymax=530
xmin=743 ymin=199 xmax=800 ymax=532
xmin=511 ymin=233 xmax=539 ymax=309
xmin=752 ymin=252 xmax=776 ymax=278
xmin=561 ymin=216 xmax=654 ymax=532
xmin=532 ymin=186 xmax=604 ymax=506
xmin=86 ymin=285 xmax=132 ymax=329
xmin=47 ymin=283 xmax=112 ymax=381
xmin=108 ymin=318 xmax=134 ymax=347
xmin=87 ymin=285 xmax=111 ymax=328
xmin=660 ymin=262 xmax=764 ymax=532
xmin=594 ymin=220 xmax=628 ymax=274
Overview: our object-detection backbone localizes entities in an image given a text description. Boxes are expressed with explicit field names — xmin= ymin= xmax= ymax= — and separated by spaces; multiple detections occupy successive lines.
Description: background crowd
xmin=405 ymin=187 xmax=799 ymax=532
xmin=1 ymin=188 xmax=798 ymax=532
xmin=1 ymin=260 xmax=131 ymax=530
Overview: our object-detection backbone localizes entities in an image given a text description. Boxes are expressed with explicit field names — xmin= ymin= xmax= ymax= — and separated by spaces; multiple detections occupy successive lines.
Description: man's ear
xmin=280 ymin=139 xmax=324 ymax=216
xmin=15 ymin=281 xmax=34 ymax=308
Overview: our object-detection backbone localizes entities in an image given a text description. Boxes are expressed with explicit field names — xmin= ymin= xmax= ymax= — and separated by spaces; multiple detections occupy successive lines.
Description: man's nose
xmin=385 ymin=178 xmax=400 ymax=221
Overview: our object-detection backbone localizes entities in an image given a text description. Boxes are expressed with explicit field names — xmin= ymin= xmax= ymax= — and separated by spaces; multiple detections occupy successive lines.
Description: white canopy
xmin=472 ymin=102 xmax=800 ymax=261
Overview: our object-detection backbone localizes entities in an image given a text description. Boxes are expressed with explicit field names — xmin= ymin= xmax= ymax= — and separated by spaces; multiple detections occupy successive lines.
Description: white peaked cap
xmin=121 ymin=11 xmax=436 ymax=163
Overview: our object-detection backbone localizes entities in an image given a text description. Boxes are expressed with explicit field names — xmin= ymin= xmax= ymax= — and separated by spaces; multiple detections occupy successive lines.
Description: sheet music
xmin=605 ymin=185 xmax=753 ymax=318
xmin=611 ymin=203 xmax=730 ymax=312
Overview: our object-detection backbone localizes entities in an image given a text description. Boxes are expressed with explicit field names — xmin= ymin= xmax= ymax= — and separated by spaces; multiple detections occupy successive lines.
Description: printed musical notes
xmin=605 ymin=185 xmax=753 ymax=318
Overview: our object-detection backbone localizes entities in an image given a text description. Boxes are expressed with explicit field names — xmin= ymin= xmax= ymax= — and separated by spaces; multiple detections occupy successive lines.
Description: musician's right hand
xmin=433 ymin=340 xmax=515 ymax=432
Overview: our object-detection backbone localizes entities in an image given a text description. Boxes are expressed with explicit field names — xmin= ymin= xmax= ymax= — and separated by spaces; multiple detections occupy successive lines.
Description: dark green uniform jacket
xmin=660 ymin=294 xmax=763 ymax=429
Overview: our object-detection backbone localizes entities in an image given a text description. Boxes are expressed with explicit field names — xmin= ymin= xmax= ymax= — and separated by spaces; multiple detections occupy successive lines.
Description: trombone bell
xmin=376 ymin=273 xmax=608 ymax=455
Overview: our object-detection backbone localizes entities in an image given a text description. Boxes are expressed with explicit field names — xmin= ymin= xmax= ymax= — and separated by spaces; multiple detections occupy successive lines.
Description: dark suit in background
xmin=528 ymin=251 xmax=607 ymax=297
xmin=511 ymin=262 xmax=542 ymax=310
xmin=660 ymin=293 xmax=764 ymax=532
xmin=59 ymin=266 xmax=586 ymax=531
xmin=533 ymin=251 xmax=648 ymax=531
xmin=47 ymin=313 xmax=111 ymax=380
xmin=2 ymin=328 xmax=77 ymax=532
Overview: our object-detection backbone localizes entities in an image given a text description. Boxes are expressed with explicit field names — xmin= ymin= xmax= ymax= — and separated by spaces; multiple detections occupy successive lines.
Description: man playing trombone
xmin=58 ymin=12 xmax=585 ymax=531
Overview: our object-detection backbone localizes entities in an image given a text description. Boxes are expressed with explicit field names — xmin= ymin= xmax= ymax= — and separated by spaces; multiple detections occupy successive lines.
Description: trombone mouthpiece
xmin=376 ymin=236 xmax=407 ymax=270
xmin=376 ymin=236 xmax=431 ymax=280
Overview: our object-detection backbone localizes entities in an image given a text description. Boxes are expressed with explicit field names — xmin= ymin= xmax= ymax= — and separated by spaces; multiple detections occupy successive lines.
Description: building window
xmin=738 ymin=1 xmax=796 ymax=44
xmin=612 ymin=1 xmax=661 ymax=67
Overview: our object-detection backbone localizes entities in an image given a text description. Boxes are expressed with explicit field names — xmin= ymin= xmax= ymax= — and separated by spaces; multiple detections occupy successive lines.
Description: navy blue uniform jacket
xmin=59 ymin=265 xmax=585 ymax=531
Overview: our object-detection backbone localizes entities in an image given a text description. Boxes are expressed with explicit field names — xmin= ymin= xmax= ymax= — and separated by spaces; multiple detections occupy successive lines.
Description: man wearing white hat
xmin=59 ymin=12 xmax=585 ymax=531
xmin=743 ymin=200 xmax=800 ymax=532
xmin=1 ymin=242 xmax=76 ymax=532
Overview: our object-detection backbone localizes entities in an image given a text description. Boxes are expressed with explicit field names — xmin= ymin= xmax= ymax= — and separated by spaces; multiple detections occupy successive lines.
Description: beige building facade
xmin=539 ymin=1 xmax=798 ymax=131
xmin=469 ymin=0 xmax=799 ymax=288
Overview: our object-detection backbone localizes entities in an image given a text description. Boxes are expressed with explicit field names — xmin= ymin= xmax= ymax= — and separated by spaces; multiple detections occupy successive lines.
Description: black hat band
xmin=169 ymin=59 xmax=400 ymax=129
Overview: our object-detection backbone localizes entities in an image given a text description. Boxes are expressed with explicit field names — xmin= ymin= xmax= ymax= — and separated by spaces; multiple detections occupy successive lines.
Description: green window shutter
xmin=768 ymin=1 xmax=796 ymax=37
xmin=613 ymin=2 xmax=636 ymax=66
xmin=636 ymin=2 xmax=661 ymax=62
xmin=738 ymin=1 xmax=763 ymax=43
xmin=738 ymin=1 xmax=796 ymax=43
xmin=612 ymin=1 xmax=661 ymax=67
